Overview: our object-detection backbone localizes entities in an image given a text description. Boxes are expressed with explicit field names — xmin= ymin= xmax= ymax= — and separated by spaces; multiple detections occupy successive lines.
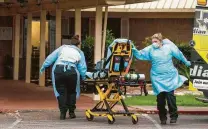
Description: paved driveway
xmin=1 ymin=110 xmax=208 ymax=129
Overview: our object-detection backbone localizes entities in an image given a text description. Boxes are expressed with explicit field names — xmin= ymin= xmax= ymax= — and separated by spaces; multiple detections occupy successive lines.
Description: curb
xmin=1 ymin=107 xmax=208 ymax=115
xmin=0 ymin=108 xmax=89 ymax=114
xmin=129 ymin=107 xmax=208 ymax=115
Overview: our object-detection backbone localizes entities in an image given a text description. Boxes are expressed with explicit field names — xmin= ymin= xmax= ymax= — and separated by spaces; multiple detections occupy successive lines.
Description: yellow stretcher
xmin=84 ymin=39 xmax=146 ymax=124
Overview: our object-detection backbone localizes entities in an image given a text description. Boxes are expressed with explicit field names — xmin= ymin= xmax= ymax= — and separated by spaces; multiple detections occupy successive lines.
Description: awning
xmin=83 ymin=0 xmax=197 ymax=12
xmin=0 ymin=0 xmax=157 ymax=16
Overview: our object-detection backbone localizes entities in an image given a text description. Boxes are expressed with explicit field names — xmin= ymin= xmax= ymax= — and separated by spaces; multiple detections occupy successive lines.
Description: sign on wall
xmin=193 ymin=9 xmax=208 ymax=35
xmin=0 ymin=27 xmax=12 ymax=40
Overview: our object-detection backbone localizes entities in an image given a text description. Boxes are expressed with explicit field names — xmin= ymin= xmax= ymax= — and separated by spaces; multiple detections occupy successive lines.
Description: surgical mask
xmin=152 ymin=43 xmax=160 ymax=49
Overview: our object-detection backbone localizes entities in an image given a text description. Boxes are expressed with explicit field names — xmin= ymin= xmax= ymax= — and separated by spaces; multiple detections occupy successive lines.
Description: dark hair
xmin=70 ymin=35 xmax=80 ymax=46
xmin=72 ymin=35 xmax=79 ymax=40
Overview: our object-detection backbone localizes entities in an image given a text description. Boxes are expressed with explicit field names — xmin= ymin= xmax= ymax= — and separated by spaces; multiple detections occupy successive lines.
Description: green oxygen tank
xmin=124 ymin=73 xmax=145 ymax=81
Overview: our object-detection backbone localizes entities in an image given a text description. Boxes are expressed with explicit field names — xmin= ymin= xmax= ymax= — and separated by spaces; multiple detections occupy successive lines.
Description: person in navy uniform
xmin=40 ymin=35 xmax=87 ymax=120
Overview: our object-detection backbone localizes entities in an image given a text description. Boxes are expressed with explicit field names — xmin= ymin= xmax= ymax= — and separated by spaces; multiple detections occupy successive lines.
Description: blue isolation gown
xmin=40 ymin=45 xmax=87 ymax=99
xmin=132 ymin=39 xmax=191 ymax=95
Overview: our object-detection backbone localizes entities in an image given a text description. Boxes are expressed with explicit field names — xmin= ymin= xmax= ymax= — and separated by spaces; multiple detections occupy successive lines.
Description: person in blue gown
xmin=132 ymin=33 xmax=191 ymax=125
xmin=40 ymin=35 xmax=87 ymax=120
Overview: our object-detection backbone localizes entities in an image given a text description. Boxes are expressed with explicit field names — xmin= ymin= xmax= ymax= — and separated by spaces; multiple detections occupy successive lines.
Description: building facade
xmin=0 ymin=0 xmax=196 ymax=82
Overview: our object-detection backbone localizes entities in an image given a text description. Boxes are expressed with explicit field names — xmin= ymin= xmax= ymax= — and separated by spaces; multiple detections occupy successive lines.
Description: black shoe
xmin=60 ymin=113 xmax=66 ymax=120
xmin=170 ymin=118 xmax=177 ymax=123
xmin=161 ymin=120 xmax=167 ymax=125
xmin=69 ymin=112 xmax=76 ymax=119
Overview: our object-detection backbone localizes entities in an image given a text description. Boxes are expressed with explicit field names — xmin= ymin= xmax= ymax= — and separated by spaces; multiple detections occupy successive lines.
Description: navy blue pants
xmin=157 ymin=91 xmax=178 ymax=121
xmin=54 ymin=65 xmax=77 ymax=114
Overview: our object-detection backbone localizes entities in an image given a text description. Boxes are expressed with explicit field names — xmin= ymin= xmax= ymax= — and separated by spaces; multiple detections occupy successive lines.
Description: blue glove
xmin=40 ymin=67 xmax=45 ymax=74
xmin=185 ymin=61 xmax=191 ymax=67
xmin=131 ymin=43 xmax=136 ymax=49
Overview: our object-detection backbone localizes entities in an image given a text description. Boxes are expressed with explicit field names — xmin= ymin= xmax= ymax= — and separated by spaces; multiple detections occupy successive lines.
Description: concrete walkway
xmin=0 ymin=79 xmax=93 ymax=113
xmin=0 ymin=79 xmax=208 ymax=115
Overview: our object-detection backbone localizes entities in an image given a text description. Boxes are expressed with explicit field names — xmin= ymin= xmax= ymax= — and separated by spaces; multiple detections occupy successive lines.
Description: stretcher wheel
xmin=85 ymin=111 xmax=94 ymax=121
xmin=86 ymin=114 xmax=94 ymax=121
xmin=107 ymin=115 xmax=115 ymax=124
xmin=131 ymin=115 xmax=138 ymax=124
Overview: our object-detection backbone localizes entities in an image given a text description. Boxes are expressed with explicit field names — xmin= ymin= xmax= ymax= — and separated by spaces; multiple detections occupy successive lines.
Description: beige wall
xmin=129 ymin=18 xmax=194 ymax=45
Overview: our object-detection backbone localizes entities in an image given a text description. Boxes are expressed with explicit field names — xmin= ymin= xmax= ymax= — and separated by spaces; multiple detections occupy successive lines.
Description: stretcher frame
xmin=84 ymin=39 xmax=146 ymax=124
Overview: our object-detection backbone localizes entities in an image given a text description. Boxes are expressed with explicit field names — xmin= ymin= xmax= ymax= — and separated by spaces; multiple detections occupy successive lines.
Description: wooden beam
xmin=101 ymin=6 xmax=108 ymax=59
xmin=13 ymin=14 xmax=20 ymax=80
xmin=106 ymin=12 xmax=195 ymax=18
xmin=0 ymin=0 xmax=107 ymax=16
xmin=75 ymin=8 xmax=81 ymax=44
xmin=56 ymin=9 xmax=62 ymax=48
xmin=94 ymin=6 xmax=103 ymax=64
xmin=25 ymin=12 xmax=32 ymax=83
xmin=0 ymin=0 xmax=159 ymax=16
xmin=61 ymin=11 xmax=194 ymax=19
xmin=39 ymin=10 xmax=46 ymax=87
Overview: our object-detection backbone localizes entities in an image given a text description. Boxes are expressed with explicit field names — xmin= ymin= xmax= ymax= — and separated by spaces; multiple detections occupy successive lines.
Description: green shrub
xmin=81 ymin=29 xmax=115 ymax=69
xmin=173 ymin=43 xmax=191 ymax=82
xmin=81 ymin=36 xmax=95 ymax=70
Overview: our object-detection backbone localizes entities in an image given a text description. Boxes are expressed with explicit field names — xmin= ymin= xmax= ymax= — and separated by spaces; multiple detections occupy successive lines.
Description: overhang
xmin=0 ymin=0 xmax=156 ymax=16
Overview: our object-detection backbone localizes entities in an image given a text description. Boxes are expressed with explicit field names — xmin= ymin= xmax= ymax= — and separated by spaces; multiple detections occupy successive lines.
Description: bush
xmin=81 ymin=29 xmax=115 ymax=69
xmin=81 ymin=36 xmax=95 ymax=70
xmin=142 ymin=36 xmax=152 ymax=47
xmin=173 ymin=43 xmax=191 ymax=81
xmin=105 ymin=30 xmax=115 ymax=47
